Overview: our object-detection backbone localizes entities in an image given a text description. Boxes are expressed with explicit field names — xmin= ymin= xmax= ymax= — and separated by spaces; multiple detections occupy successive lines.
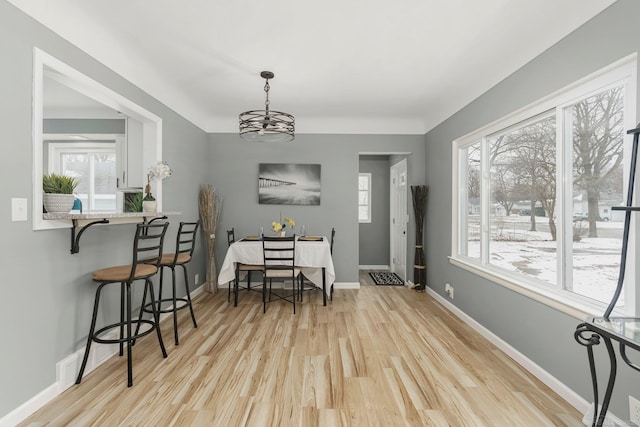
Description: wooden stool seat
xmin=92 ymin=264 xmax=158 ymax=282
xmin=159 ymin=252 xmax=191 ymax=265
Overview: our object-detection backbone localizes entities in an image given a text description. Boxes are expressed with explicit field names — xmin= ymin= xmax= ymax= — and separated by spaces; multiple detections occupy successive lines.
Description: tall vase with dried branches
xmin=199 ymin=185 xmax=222 ymax=293
xmin=411 ymin=185 xmax=428 ymax=292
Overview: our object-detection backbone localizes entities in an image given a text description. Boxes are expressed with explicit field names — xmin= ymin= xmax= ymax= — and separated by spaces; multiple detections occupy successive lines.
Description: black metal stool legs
xmin=138 ymin=264 xmax=198 ymax=346
xmin=76 ymin=279 xmax=167 ymax=387
xmin=181 ymin=264 xmax=198 ymax=329
xmin=76 ymin=282 xmax=107 ymax=384
xmin=146 ymin=279 xmax=168 ymax=360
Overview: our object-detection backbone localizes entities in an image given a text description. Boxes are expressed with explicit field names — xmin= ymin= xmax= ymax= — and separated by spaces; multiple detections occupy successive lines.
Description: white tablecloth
xmin=218 ymin=236 xmax=335 ymax=297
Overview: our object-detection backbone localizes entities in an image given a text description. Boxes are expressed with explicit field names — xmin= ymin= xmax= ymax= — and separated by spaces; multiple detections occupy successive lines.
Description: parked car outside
xmin=573 ymin=212 xmax=588 ymax=221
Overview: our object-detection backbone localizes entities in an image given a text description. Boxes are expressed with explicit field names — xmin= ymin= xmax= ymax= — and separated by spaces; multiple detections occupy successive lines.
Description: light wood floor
xmin=20 ymin=272 xmax=583 ymax=426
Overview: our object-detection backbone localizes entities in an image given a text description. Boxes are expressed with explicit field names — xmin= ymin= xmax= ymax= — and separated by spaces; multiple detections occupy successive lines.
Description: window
xmin=49 ymin=142 xmax=117 ymax=211
xmin=359 ymin=173 xmax=372 ymax=223
xmin=452 ymin=56 xmax=636 ymax=316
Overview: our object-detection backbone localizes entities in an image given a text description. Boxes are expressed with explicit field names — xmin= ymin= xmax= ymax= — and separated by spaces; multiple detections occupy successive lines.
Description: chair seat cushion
xmin=159 ymin=253 xmax=191 ymax=266
xmin=92 ymin=264 xmax=158 ymax=282
xmin=264 ymin=268 xmax=300 ymax=278
xmin=238 ymin=263 xmax=264 ymax=271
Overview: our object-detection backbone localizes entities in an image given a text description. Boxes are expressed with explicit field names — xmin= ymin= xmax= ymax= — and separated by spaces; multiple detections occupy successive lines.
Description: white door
xmin=390 ymin=159 xmax=407 ymax=282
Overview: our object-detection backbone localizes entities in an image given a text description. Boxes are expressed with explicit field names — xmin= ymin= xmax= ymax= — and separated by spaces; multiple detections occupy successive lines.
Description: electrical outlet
xmin=194 ymin=274 xmax=200 ymax=285
xmin=445 ymin=283 xmax=454 ymax=299
xmin=630 ymin=396 xmax=640 ymax=426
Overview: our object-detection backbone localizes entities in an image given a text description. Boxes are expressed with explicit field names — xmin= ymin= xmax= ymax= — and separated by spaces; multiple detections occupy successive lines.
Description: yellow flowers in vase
xmin=272 ymin=216 xmax=295 ymax=237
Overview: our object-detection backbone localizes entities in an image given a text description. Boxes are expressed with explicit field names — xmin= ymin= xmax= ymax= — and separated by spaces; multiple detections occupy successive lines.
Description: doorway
xmin=358 ymin=154 xmax=409 ymax=283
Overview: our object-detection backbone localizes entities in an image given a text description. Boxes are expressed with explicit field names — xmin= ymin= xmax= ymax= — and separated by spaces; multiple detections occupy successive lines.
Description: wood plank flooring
xmin=20 ymin=272 xmax=583 ymax=426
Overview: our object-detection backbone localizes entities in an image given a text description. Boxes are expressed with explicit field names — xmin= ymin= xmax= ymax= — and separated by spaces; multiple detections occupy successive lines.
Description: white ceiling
xmin=8 ymin=0 xmax=616 ymax=135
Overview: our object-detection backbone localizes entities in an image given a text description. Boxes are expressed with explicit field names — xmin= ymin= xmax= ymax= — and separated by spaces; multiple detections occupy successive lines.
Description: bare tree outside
xmin=573 ymin=86 xmax=625 ymax=237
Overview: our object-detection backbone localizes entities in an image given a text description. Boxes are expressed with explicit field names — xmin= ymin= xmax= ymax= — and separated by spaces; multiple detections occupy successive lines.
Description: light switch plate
xmin=11 ymin=198 xmax=28 ymax=222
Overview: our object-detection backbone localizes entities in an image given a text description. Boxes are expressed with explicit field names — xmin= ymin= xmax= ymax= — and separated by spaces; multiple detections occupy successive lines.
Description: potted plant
xmin=143 ymin=161 xmax=172 ymax=212
xmin=125 ymin=192 xmax=144 ymax=213
xmin=43 ymin=173 xmax=80 ymax=213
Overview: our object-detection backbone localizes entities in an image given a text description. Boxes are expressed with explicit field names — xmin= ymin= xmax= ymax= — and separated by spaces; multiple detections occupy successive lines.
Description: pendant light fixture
xmin=239 ymin=71 xmax=295 ymax=143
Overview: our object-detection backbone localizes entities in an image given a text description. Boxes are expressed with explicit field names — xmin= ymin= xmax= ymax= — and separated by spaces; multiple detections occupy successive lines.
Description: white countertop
xmin=43 ymin=211 xmax=181 ymax=220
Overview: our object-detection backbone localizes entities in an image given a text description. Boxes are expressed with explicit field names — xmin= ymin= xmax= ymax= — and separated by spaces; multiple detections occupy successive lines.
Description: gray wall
xmin=208 ymin=134 xmax=426 ymax=284
xmin=0 ymin=1 xmax=209 ymax=418
xmin=425 ymin=0 xmax=640 ymax=420
xmin=358 ymin=155 xmax=390 ymax=266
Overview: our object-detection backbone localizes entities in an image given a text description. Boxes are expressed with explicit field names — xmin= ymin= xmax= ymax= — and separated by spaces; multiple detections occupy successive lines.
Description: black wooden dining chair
xmin=329 ymin=227 xmax=336 ymax=300
xmin=76 ymin=222 xmax=169 ymax=387
xmin=227 ymin=228 xmax=264 ymax=306
xmin=262 ymin=235 xmax=300 ymax=314
xmin=299 ymin=227 xmax=336 ymax=302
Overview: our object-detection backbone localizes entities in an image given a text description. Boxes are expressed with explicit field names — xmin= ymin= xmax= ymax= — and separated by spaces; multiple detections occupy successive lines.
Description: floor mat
xmin=369 ymin=271 xmax=404 ymax=286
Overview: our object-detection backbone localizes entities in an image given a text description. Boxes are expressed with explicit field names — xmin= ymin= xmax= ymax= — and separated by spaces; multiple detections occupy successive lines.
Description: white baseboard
xmin=425 ymin=287 xmax=592 ymax=417
xmin=332 ymin=281 xmax=360 ymax=290
xmin=359 ymin=265 xmax=389 ymax=270
xmin=581 ymin=404 xmax=627 ymax=426
xmin=0 ymin=284 xmax=207 ymax=427
xmin=0 ymin=383 xmax=58 ymax=427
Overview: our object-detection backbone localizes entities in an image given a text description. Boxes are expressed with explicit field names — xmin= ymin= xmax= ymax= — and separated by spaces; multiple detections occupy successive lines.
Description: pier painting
xmin=258 ymin=163 xmax=321 ymax=205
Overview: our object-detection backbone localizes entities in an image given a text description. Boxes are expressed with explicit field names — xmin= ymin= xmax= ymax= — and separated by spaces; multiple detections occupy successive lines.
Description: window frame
xmin=359 ymin=172 xmax=372 ymax=223
xmin=451 ymin=54 xmax=637 ymax=319
xmin=48 ymin=141 xmax=118 ymax=211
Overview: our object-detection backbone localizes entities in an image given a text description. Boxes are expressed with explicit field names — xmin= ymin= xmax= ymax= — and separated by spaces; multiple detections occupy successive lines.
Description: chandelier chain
xmin=264 ymin=80 xmax=270 ymax=108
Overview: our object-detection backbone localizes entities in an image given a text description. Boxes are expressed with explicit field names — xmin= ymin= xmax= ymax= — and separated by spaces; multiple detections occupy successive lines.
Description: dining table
xmin=218 ymin=235 xmax=336 ymax=307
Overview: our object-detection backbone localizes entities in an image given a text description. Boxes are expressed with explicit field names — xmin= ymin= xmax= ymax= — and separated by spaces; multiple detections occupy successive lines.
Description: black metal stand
xmin=71 ymin=219 xmax=109 ymax=254
xmin=574 ymin=123 xmax=640 ymax=426
xmin=70 ymin=215 xmax=167 ymax=254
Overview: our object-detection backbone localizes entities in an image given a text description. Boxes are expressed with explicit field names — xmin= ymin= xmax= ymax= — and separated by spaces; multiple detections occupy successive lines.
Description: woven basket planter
xmin=43 ymin=193 xmax=75 ymax=213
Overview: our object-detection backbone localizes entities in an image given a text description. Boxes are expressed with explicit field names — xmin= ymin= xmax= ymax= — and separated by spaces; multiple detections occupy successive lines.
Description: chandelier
xmin=239 ymin=71 xmax=295 ymax=143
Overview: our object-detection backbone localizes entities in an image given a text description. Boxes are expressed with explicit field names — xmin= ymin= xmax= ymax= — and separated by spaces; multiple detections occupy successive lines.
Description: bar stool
xmin=138 ymin=221 xmax=199 ymax=345
xmin=76 ymin=222 xmax=169 ymax=387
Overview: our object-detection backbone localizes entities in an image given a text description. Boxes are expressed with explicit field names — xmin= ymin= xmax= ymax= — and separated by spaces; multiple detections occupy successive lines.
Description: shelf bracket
xmin=70 ymin=219 xmax=110 ymax=254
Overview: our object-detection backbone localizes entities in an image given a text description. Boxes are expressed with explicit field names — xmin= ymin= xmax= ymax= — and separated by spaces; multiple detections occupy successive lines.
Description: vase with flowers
xmin=272 ymin=216 xmax=295 ymax=237
xmin=143 ymin=160 xmax=172 ymax=212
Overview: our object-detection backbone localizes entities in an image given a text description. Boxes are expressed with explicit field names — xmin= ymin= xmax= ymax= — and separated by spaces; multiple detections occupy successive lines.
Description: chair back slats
xmin=131 ymin=222 xmax=169 ymax=280
xmin=227 ymin=228 xmax=235 ymax=247
xmin=262 ymin=235 xmax=296 ymax=274
xmin=172 ymin=221 xmax=200 ymax=264
xmin=330 ymin=227 xmax=336 ymax=255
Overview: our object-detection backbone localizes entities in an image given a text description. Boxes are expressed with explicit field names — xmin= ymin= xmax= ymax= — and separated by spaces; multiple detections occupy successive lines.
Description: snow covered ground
xmin=466 ymin=214 xmax=625 ymax=306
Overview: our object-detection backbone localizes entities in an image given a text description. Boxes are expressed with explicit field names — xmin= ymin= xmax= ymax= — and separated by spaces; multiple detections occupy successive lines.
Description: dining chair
xmin=262 ymin=235 xmax=300 ymax=314
xmin=329 ymin=227 xmax=336 ymax=300
xmin=76 ymin=222 xmax=169 ymax=387
xmin=136 ymin=221 xmax=199 ymax=345
xmin=299 ymin=227 xmax=336 ymax=302
xmin=227 ymin=228 xmax=264 ymax=306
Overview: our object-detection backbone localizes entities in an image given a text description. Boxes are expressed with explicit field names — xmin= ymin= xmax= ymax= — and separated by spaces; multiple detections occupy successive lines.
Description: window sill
xmin=448 ymin=256 xmax=615 ymax=321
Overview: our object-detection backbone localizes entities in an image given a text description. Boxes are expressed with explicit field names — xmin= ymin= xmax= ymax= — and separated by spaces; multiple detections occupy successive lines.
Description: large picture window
xmin=452 ymin=56 xmax=636 ymax=316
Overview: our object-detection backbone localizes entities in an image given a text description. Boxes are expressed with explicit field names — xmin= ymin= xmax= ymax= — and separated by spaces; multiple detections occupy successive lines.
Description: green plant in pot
xmin=125 ymin=192 xmax=144 ymax=213
xmin=43 ymin=173 xmax=80 ymax=213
